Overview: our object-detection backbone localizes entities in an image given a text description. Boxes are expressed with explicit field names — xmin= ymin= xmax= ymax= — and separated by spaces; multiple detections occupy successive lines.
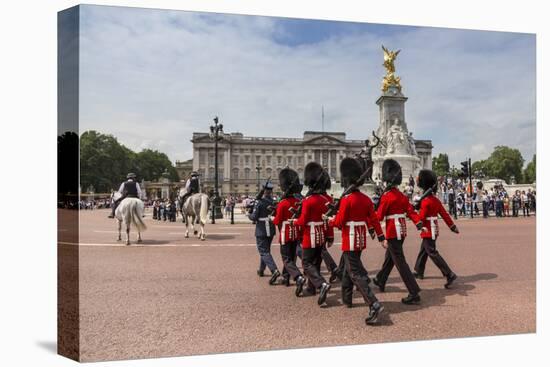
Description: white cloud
xmin=78 ymin=5 xmax=536 ymax=167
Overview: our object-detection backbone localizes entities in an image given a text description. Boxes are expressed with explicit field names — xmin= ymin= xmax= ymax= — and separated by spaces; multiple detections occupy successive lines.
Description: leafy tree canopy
xmin=80 ymin=131 xmax=179 ymax=193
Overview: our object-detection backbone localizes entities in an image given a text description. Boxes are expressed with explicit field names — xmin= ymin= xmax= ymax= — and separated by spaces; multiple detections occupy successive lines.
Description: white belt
xmin=427 ymin=216 xmax=438 ymax=240
xmin=307 ymin=221 xmax=325 ymax=248
xmin=346 ymin=221 xmax=367 ymax=249
xmin=258 ymin=217 xmax=271 ymax=237
xmin=385 ymin=214 xmax=406 ymax=240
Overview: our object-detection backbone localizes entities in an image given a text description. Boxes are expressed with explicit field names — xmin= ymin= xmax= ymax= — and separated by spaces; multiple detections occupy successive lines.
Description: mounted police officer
xmin=108 ymin=173 xmax=142 ymax=218
xmin=181 ymin=171 xmax=201 ymax=205
xmin=248 ymin=182 xmax=281 ymax=285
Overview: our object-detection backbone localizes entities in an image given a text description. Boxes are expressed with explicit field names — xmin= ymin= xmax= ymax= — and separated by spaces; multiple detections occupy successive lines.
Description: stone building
xmin=191 ymin=130 xmax=432 ymax=196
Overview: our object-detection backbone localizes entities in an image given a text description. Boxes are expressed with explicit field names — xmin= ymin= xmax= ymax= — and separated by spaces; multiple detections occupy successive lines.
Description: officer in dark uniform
xmin=180 ymin=171 xmax=201 ymax=205
xmin=108 ymin=173 xmax=142 ymax=218
xmin=248 ymin=182 xmax=280 ymax=285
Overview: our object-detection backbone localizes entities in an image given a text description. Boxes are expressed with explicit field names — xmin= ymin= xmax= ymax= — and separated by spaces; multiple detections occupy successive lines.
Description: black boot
xmin=365 ymin=302 xmax=384 ymax=325
xmin=413 ymin=271 xmax=424 ymax=280
xmin=295 ymin=276 xmax=306 ymax=297
xmin=318 ymin=283 xmax=331 ymax=305
xmin=257 ymin=269 xmax=265 ymax=277
xmin=373 ymin=277 xmax=385 ymax=292
xmin=329 ymin=270 xmax=340 ymax=283
xmin=445 ymin=273 xmax=457 ymax=289
xmin=269 ymin=270 xmax=281 ymax=285
xmin=401 ymin=293 xmax=421 ymax=305
xmin=282 ymin=277 xmax=290 ymax=287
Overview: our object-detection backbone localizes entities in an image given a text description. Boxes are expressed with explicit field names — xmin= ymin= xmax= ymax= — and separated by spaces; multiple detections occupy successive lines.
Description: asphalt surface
xmin=58 ymin=209 xmax=536 ymax=362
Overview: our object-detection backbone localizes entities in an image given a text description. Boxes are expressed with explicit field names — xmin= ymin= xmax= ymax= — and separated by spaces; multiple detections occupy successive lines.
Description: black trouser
xmin=414 ymin=238 xmax=453 ymax=278
xmin=302 ymin=247 xmax=327 ymax=290
xmin=523 ymin=204 xmax=530 ymax=217
xmin=376 ymin=238 xmax=420 ymax=295
xmin=321 ymin=246 xmax=338 ymax=274
xmin=280 ymin=240 xmax=302 ymax=281
xmin=341 ymin=251 xmax=378 ymax=306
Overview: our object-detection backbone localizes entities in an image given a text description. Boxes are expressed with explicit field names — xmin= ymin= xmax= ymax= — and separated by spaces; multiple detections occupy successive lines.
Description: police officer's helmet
xmin=127 ymin=172 xmax=137 ymax=179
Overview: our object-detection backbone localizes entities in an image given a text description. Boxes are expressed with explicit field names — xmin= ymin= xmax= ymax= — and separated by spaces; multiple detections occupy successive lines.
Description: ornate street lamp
xmin=209 ymin=116 xmax=224 ymax=223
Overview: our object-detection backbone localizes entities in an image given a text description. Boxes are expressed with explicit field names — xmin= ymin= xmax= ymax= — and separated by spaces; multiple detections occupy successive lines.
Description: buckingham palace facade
xmin=191 ymin=130 xmax=432 ymax=196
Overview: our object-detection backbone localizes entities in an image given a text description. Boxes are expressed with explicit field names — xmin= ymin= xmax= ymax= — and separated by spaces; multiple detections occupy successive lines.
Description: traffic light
xmin=460 ymin=161 xmax=469 ymax=177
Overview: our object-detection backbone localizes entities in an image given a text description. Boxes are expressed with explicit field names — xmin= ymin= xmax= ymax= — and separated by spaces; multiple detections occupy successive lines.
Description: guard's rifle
xmin=413 ymin=182 xmax=438 ymax=210
xmin=246 ymin=176 xmax=272 ymax=215
xmin=255 ymin=176 xmax=272 ymax=201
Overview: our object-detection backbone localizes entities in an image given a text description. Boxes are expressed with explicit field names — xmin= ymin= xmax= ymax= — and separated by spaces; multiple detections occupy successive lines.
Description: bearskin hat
xmin=381 ymin=159 xmax=402 ymax=185
xmin=320 ymin=169 xmax=331 ymax=191
xmin=417 ymin=169 xmax=437 ymax=192
xmin=279 ymin=167 xmax=300 ymax=193
xmin=304 ymin=162 xmax=324 ymax=188
xmin=340 ymin=157 xmax=364 ymax=187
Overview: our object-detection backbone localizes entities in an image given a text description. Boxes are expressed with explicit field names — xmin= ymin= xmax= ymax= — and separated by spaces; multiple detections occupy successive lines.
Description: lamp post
xmin=256 ymin=166 xmax=262 ymax=192
xmin=209 ymin=116 xmax=224 ymax=223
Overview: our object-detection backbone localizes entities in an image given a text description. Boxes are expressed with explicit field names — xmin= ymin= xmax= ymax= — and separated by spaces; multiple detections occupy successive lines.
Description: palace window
xmin=244 ymin=168 xmax=251 ymax=180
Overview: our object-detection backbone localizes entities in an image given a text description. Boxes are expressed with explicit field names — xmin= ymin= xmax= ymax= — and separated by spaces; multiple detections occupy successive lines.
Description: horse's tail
xmin=199 ymin=194 xmax=209 ymax=225
xmin=131 ymin=200 xmax=147 ymax=232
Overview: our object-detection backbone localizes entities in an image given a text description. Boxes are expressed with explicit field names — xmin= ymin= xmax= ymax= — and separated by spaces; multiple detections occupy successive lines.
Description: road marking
xmin=59 ymin=241 xmax=344 ymax=248
xmin=59 ymin=241 xmax=259 ymax=248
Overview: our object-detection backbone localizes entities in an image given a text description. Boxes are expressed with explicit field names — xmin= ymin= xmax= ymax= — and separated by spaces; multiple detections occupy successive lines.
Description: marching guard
xmin=413 ymin=169 xmax=459 ymax=288
xmin=272 ymin=168 xmax=307 ymax=295
xmin=290 ymin=162 xmax=332 ymax=306
xmin=373 ymin=159 xmax=424 ymax=304
xmin=326 ymin=158 xmax=386 ymax=325
xmin=248 ymin=182 xmax=281 ymax=285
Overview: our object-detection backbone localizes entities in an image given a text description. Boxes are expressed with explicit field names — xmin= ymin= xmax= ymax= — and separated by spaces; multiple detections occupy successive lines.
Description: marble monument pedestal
xmin=373 ymin=154 xmax=420 ymax=187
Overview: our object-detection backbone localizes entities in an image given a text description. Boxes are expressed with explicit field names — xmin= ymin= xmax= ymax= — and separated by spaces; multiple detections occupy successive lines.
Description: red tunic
xmin=417 ymin=194 xmax=455 ymax=239
xmin=293 ymin=193 xmax=334 ymax=249
xmin=272 ymin=197 xmax=300 ymax=244
xmin=376 ymin=187 xmax=422 ymax=240
xmin=329 ymin=191 xmax=384 ymax=251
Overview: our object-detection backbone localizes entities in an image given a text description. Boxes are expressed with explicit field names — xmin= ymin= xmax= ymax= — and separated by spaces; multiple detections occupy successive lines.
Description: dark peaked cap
xmin=382 ymin=158 xmax=402 ymax=185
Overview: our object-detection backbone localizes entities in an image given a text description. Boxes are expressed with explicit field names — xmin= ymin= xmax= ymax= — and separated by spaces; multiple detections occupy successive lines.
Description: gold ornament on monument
xmin=381 ymin=45 xmax=402 ymax=93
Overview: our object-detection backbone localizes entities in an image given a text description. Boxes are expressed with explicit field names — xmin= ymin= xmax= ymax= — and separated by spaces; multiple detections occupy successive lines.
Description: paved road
xmin=59 ymin=209 xmax=536 ymax=362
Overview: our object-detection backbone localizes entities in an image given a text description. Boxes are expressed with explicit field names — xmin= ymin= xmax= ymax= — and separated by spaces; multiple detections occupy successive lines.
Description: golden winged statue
xmin=381 ymin=45 xmax=402 ymax=93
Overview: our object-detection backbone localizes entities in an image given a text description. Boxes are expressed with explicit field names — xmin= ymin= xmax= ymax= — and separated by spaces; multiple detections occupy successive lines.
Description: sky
xmin=76 ymin=5 xmax=536 ymax=167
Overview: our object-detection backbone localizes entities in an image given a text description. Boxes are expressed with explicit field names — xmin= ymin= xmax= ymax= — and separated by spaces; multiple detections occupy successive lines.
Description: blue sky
xmin=76 ymin=5 xmax=536 ymax=167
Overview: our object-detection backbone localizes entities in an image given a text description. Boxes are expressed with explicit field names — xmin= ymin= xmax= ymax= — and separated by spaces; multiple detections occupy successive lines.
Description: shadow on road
xmin=323 ymin=272 xmax=498 ymax=324
xmin=36 ymin=340 xmax=57 ymax=354
xmin=205 ymin=234 xmax=236 ymax=240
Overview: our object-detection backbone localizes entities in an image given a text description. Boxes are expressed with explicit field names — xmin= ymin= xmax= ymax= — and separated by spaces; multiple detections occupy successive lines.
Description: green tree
xmin=523 ymin=154 xmax=536 ymax=183
xmin=484 ymin=146 xmax=524 ymax=184
xmin=80 ymin=131 xmax=136 ymax=193
xmin=432 ymin=153 xmax=450 ymax=177
xmin=134 ymin=149 xmax=179 ymax=182
xmin=471 ymin=159 xmax=489 ymax=178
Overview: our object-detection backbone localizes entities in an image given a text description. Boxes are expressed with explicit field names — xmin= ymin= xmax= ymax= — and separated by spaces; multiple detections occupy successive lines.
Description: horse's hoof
xmin=185 ymin=234 xmax=189 ymax=238
xmin=137 ymin=239 xmax=143 ymax=244
xmin=117 ymin=238 xmax=122 ymax=242
xmin=194 ymin=230 xmax=198 ymax=235
xmin=126 ymin=243 xmax=131 ymax=246
xmin=201 ymin=237 xmax=205 ymax=241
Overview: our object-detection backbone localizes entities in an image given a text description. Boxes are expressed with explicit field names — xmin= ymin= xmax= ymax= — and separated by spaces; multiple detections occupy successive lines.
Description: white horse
xmin=178 ymin=189 xmax=209 ymax=241
xmin=113 ymin=192 xmax=147 ymax=245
